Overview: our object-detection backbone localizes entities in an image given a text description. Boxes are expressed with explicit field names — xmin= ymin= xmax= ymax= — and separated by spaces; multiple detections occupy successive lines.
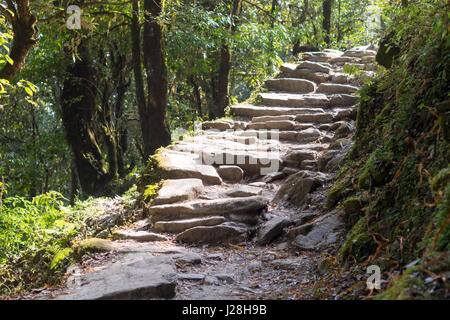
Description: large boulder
xmin=153 ymin=178 xmax=204 ymax=205
xmin=273 ymin=171 xmax=331 ymax=206
xmin=217 ymin=165 xmax=244 ymax=183
xmin=257 ymin=217 xmax=292 ymax=245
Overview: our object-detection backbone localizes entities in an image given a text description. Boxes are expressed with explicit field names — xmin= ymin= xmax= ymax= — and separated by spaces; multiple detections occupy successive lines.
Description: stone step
xmin=251 ymin=115 xmax=296 ymax=123
xmin=201 ymin=121 xmax=233 ymax=131
xmin=302 ymin=51 xmax=343 ymax=63
xmin=113 ymin=230 xmax=169 ymax=242
xmin=343 ymin=45 xmax=377 ymax=58
xmin=146 ymin=150 xmax=222 ymax=185
xmin=153 ymin=178 xmax=204 ymax=205
xmin=258 ymin=93 xmax=330 ymax=108
xmin=279 ymin=64 xmax=330 ymax=83
xmin=247 ymin=120 xmax=296 ymax=130
xmin=265 ymin=78 xmax=316 ymax=93
xmin=149 ymin=196 xmax=268 ymax=222
xmin=231 ymin=104 xmax=325 ymax=118
xmin=154 ymin=216 xmax=226 ymax=233
xmin=316 ymin=83 xmax=359 ymax=95
xmin=295 ymin=113 xmax=334 ymax=123
xmin=297 ymin=61 xmax=332 ymax=74
xmin=175 ymin=223 xmax=248 ymax=244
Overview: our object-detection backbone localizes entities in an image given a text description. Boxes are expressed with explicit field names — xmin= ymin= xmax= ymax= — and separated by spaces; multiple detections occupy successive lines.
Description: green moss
xmin=430 ymin=166 xmax=450 ymax=193
xmin=376 ymin=266 xmax=429 ymax=300
xmin=75 ymin=238 xmax=115 ymax=255
xmin=342 ymin=197 xmax=362 ymax=228
xmin=339 ymin=218 xmax=374 ymax=263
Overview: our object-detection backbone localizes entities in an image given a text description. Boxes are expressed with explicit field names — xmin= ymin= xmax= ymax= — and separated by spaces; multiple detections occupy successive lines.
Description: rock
xmin=216 ymin=274 xmax=234 ymax=284
xmin=283 ymin=150 xmax=317 ymax=166
xmin=54 ymin=255 xmax=176 ymax=300
xmin=201 ymin=121 xmax=233 ymax=131
xmin=144 ymin=149 xmax=222 ymax=185
xmin=257 ymin=217 xmax=292 ymax=245
xmin=226 ymin=185 xmax=262 ymax=197
xmin=329 ymin=94 xmax=359 ymax=107
xmin=282 ymin=167 xmax=299 ymax=176
xmin=206 ymin=253 xmax=223 ymax=261
xmin=297 ymin=61 xmax=332 ymax=73
xmin=271 ymin=258 xmax=303 ymax=271
xmin=343 ymin=45 xmax=377 ymax=58
xmin=263 ymin=171 xmax=286 ymax=183
xmin=297 ymin=128 xmax=322 ymax=143
xmin=329 ymin=138 xmax=351 ymax=150
xmin=333 ymin=122 xmax=355 ymax=140
xmin=113 ymin=230 xmax=169 ymax=242
xmin=273 ymin=171 xmax=330 ymax=206
xmin=292 ymin=213 xmax=343 ymax=251
xmin=153 ymin=179 xmax=204 ymax=205
xmin=177 ymin=273 xmax=206 ymax=281
xmin=295 ymin=113 xmax=333 ymax=123
xmin=316 ymin=83 xmax=359 ymax=95
xmin=376 ymin=34 xmax=400 ymax=68
xmin=265 ymin=78 xmax=316 ymax=93
xmin=173 ymin=252 xmax=202 ymax=265
xmin=175 ymin=224 xmax=247 ymax=244
xmin=76 ymin=238 xmax=115 ymax=254
xmin=317 ymin=150 xmax=341 ymax=171
xmin=265 ymin=120 xmax=296 ymax=130
xmin=217 ymin=165 xmax=244 ymax=183
xmin=150 ymin=196 xmax=267 ymax=222
xmin=248 ymin=182 xmax=266 ymax=187
xmin=247 ymin=260 xmax=262 ymax=272
xmin=154 ymin=216 xmax=226 ymax=233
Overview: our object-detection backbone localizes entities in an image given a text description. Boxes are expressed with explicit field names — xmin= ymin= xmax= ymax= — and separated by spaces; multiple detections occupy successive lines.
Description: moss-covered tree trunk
xmin=61 ymin=41 xmax=112 ymax=196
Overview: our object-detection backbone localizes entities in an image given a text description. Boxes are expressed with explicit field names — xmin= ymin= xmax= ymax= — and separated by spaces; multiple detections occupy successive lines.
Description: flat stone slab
xmin=226 ymin=185 xmax=263 ymax=197
xmin=154 ymin=150 xmax=222 ymax=185
xmin=149 ymin=196 xmax=268 ymax=222
xmin=295 ymin=113 xmax=333 ymax=123
xmin=113 ymin=230 xmax=169 ymax=242
xmin=259 ymin=93 xmax=330 ymax=108
xmin=280 ymin=64 xmax=330 ymax=83
xmin=317 ymin=83 xmax=359 ymax=95
xmin=297 ymin=61 xmax=332 ymax=74
xmin=153 ymin=178 xmax=204 ymax=205
xmin=265 ymin=78 xmax=316 ymax=93
xmin=231 ymin=104 xmax=325 ymax=118
xmin=251 ymin=115 xmax=295 ymax=122
xmin=175 ymin=224 xmax=247 ymax=244
xmin=54 ymin=255 xmax=177 ymax=300
xmin=154 ymin=216 xmax=226 ymax=233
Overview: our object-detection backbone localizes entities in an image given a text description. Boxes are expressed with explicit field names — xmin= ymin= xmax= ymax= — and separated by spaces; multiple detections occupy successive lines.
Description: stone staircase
xmin=120 ymin=45 xmax=378 ymax=246
xmin=44 ymin=45 xmax=379 ymax=301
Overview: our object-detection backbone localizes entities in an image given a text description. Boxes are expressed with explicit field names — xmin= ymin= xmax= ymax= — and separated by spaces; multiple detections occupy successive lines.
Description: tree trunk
xmin=211 ymin=0 xmax=242 ymax=119
xmin=322 ymin=0 xmax=334 ymax=45
xmin=61 ymin=41 xmax=111 ymax=196
xmin=141 ymin=0 xmax=171 ymax=157
xmin=0 ymin=0 xmax=39 ymax=81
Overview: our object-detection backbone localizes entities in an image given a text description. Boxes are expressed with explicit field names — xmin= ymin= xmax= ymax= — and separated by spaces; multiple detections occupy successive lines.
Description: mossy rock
xmin=75 ymin=238 xmax=115 ymax=255
xmin=342 ymin=197 xmax=363 ymax=228
xmin=339 ymin=218 xmax=375 ymax=263
xmin=326 ymin=176 xmax=352 ymax=209
xmin=375 ymin=266 xmax=429 ymax=300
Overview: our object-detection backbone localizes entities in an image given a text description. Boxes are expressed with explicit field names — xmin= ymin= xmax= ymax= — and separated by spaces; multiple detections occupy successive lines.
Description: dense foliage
xmin=326 ymin=0 xmax=449 ymax=299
